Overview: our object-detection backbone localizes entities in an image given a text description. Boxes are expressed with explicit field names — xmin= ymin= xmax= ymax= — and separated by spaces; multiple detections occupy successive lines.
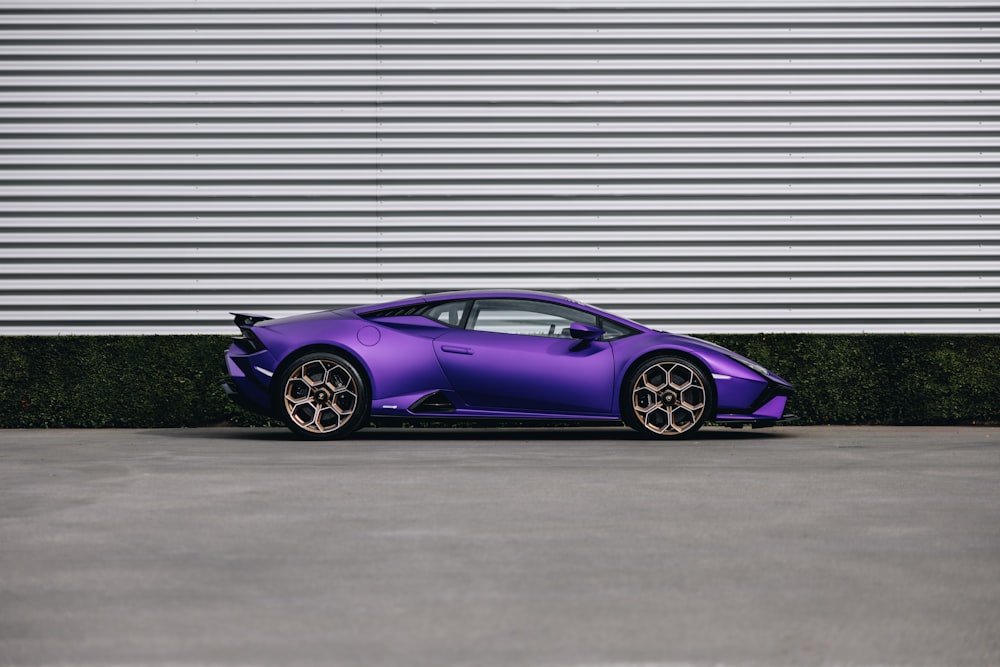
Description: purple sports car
xmin=223 ymin=290 xmax=793 ymax=440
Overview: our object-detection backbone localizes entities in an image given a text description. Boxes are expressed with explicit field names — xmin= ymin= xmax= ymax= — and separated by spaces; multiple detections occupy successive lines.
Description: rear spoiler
xmin=230 ymin=313 xmax=273 ymax=353
xmin=231 ymin=312 xmax=272 ymax=328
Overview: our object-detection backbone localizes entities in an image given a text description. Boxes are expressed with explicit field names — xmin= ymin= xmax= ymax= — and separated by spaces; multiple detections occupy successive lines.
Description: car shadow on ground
xmin=161 ymin=424 xmax=788 ymax=442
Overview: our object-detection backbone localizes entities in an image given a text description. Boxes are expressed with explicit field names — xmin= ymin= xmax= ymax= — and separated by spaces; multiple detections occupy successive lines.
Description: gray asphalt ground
xmin=0 ymin=426 xmax=997 ymax=667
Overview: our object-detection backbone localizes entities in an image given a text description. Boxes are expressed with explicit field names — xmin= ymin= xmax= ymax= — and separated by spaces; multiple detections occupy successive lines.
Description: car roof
xmin=352 ymin=290 xmax=574 ymax=313
xmin=351 ymin=290 xmax=649 ymax=331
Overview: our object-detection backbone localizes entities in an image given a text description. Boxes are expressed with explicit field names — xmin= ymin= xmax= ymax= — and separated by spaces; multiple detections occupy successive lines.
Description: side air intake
xmin=409 ymin=391 xmax=456 ymax=414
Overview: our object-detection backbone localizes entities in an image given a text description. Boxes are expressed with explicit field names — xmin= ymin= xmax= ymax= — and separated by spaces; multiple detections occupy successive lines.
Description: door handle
xmin=441 ymin=345 xmax=473 ymax=355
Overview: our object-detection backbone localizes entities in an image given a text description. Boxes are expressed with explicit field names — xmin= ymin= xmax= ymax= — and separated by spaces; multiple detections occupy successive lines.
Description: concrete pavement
xmin=1 ymin=425 xmax=998 ymax=666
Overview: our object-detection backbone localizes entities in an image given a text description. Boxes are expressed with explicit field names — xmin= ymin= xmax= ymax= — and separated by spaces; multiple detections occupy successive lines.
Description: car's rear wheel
xmin=276 ymin=352 xmax=369 ymax=440
xmin=622 ymin=355 xmax=713 ymax=439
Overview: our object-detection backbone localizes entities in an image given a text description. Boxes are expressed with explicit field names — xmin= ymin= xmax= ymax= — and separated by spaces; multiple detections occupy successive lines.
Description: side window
xmin=468 ymin=299 xmax=597 ymax=338
xmin=598 ymin=317 xmax=634 ymax=341
xmin=420 ymin=300 xmax=468 ymax=327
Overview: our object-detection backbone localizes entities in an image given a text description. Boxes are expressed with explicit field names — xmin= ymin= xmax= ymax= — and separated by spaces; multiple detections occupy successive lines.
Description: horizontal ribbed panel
xmin=1 ymin=1 xmax=998 ymax=334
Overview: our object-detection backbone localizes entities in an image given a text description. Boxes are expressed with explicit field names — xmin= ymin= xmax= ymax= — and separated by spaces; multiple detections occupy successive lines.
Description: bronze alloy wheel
xmin=623 ymin=355 xmax=713 ymax=438
xmin=277 ymin=352 xmax=369 ymax=440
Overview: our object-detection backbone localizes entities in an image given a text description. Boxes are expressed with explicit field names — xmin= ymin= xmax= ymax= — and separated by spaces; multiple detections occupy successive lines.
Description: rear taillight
xmin=233 ymin=328 xmax=264 ymax=353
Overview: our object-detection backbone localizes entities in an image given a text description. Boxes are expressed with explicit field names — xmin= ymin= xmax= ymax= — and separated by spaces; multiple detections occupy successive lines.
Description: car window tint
xmin=469 ymin=299 xmax=597 ymax=338
xmin=420 ymin=300 xmax=468 ymax=327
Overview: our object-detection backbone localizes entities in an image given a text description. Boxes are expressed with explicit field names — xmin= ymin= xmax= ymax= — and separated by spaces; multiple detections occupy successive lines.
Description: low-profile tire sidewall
xmin=622 ymin=354 xmax=715 ymax=439
xmin=274 ymin=351 xmax=370 ymax=441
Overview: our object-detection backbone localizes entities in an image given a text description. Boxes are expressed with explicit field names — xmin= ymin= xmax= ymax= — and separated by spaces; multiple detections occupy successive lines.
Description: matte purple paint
xmin=224 ymin=290 xmax=793 ymax=429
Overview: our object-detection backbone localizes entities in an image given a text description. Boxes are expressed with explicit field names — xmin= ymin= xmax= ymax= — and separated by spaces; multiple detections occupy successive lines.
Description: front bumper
xmin=715 ymin=375 xmax=794 ymax=428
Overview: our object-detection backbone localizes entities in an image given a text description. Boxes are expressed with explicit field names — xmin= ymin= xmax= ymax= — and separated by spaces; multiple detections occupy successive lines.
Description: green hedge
xmin=0 ymin=334 xmax=997 ymax=428
xmin=705 ymin=334 xmax=998 ymax=426
xmin=0 ymin=336 xmax=269 ymax=429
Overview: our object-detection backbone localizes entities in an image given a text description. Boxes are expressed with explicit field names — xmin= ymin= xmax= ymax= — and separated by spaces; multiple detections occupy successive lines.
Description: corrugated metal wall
xmin=1 ymin=0 xmax=997 ymax=334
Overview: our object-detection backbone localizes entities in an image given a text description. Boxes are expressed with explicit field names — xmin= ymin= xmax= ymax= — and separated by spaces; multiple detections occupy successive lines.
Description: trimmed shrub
xmin=0 ymin=336 xmax=270 ymax=428
xmin=0 ymin=334 xmax=996 ymax=428
xmin=706 ymin=334 xmax=999 ymax=426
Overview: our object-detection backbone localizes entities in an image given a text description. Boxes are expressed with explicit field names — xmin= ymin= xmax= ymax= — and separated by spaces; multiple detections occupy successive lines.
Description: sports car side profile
xmin=223 ymin=290 xmax=793 ymax=440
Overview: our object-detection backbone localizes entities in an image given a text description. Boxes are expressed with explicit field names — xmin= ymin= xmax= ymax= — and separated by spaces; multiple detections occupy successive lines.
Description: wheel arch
xmin=618 ymin=348 xmax=718 ymax=420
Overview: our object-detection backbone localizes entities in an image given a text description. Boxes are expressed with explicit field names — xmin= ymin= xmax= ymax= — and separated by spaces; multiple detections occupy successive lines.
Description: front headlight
xmin=725 ymin=353 xmax=771 ymax=379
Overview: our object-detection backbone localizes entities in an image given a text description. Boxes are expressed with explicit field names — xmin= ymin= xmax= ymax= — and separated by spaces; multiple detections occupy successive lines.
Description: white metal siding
xmin=1 ymin=0 xmax=997 ymax=334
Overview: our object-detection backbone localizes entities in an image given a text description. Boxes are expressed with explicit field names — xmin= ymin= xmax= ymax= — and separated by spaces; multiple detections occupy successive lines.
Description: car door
xmin=433 ymin=298 xmax=615 ymax=415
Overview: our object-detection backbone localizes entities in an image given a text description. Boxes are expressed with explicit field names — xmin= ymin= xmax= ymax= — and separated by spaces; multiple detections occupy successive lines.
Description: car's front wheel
xmin=275 ymin=352 xmax=369 ymax=440
xmin=622 ymin=355 xmax=713 ymax=439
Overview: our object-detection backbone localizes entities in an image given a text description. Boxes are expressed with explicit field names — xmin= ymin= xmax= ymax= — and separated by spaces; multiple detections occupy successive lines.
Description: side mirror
xmin=569 ymin=322 xmax=604 ymax=342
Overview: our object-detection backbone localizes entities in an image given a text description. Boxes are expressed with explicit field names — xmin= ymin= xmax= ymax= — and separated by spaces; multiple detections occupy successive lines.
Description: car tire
xmin=622 ymin=355 xmax=714 ymax=439
xmin=275 ymin=352 xmax=369 ymax=440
